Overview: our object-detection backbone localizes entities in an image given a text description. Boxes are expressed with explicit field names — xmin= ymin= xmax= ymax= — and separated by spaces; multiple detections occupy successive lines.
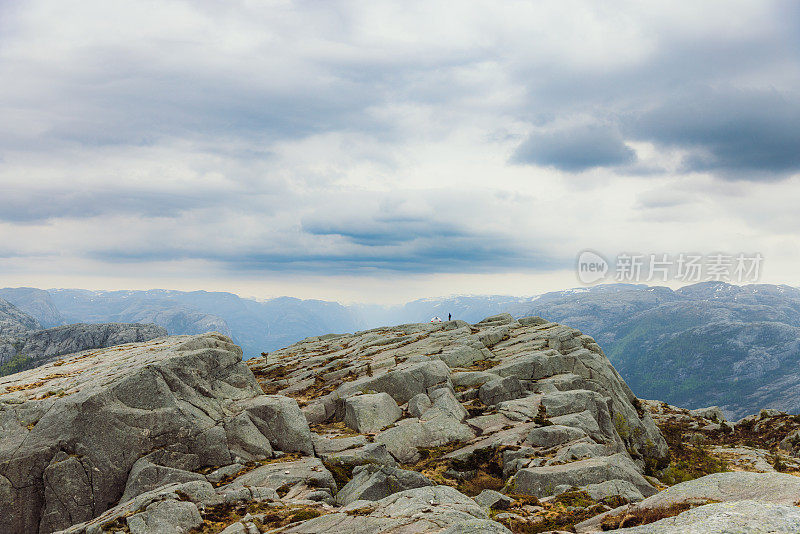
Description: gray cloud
xmin=627 ymin=88 xmax=800 ymax=179
xmin=508 ymin=2 xmax=800 ymax=180
xmin=512 ymin=121 xmax=636 ymax=172
xmin=1 ymin=1 xmax=799 ymax=287
xmin=0 ymin=188 xmax=224 ymax=223
xmin=90 ymin=224 xmax=560 ymax=275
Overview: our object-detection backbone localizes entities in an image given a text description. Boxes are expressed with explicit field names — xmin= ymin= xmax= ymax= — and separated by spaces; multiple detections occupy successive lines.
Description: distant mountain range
xmin=395 ymin=283 xmax=800 ymax=417
xmin=505 ymin=283 xmax=800 ymax=418
xmin=0 ymin=294 xmax=167 ymax=376
xmin=3 ymin=282 xmax=800 ymax=417
xmin=0 ymin=288 xmax=364 ymax=359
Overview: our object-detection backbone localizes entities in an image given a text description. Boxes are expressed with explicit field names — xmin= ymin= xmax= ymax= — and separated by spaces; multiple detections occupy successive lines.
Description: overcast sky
xmin=1 ymin=0 xmax=799 ymax=303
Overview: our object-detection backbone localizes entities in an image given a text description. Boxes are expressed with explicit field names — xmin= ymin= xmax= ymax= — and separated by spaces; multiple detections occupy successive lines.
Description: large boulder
xmin=223 ymin=411 xmax=275 ymax=462
xmin=549 ymin=410 xmax=606 ymax=443
xmin=56 ymin=480 xmax=222 ymax=534
xmin=120 ymin=454 xmax=205 ymax=503
xmin=344 ymin=393 xmax=402 ymax=433
xmin=439 ymin=344 xmax=489 ymax=368
xmin=223 ymin=457 xmax=337 ymax=497
xmin=451 ymin=371 xmax=500 ymax=389
xmin=422 ymin=387 xmax=468 ymax=422
xmin=525 ymin=425 xmax=586 ymax=448
xmin=312 ymin=434 xmax=368 ymax=456
xmin=474 ymin=489 xmax=513 ymax=510
xmin=479 ymin=377 xmax=525 ymax=405
xmin=583 ymin=479 xmax=645 ymax=502
xmin=311 ymin=358 xmax=454 ymax=423
xmin=354 ymin=359 xmax=453 ymax=405
xmin=374 ymin=415 xmax=474 ymax=463
xmin=126 ymin=499 xmax=203 ymax=534
xmin=407 ymin=393 xmax=433 ymax=418
xmin=335 ymin=464 xmax=433 ymax=505
xmin=0 ymin=333 xmax=274 ymax=534
xmin=242 ymin=395 xmax=314 ymax=455
xmin=505 ymin=453 xmax=656 ymax=499
xmin=375 ymin=415 xmax=475 ymax=463
xmin=498 ymin=395 xmax=543 ymax=421
xmin=323 ymin=443 xmax=398 ymax=469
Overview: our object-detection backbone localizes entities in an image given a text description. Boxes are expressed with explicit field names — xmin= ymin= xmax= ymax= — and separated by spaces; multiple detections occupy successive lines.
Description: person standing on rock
xmin=448 ymin=313 xmax=452 ymax=321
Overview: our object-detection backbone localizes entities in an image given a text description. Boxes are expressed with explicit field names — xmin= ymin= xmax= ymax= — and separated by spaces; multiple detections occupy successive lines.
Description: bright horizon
xmin=1 ymin=276 xmax=791 ymax=307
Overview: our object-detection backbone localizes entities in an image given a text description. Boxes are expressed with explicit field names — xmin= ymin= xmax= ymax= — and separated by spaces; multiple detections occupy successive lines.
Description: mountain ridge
xmin=5 ymin=282 xmax=800 ymax=417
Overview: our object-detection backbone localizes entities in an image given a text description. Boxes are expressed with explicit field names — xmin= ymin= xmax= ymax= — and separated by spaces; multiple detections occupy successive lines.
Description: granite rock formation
xmin=1 ymin=314 xmax=790 ymax=533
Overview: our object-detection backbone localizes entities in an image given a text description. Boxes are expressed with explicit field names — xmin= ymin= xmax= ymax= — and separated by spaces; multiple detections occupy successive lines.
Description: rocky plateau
xmin=1 ymin=314 xmax=799 ymax=533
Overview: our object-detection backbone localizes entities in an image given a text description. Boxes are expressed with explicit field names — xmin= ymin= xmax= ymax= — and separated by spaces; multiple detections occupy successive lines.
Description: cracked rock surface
xmin=0 ymin=314 xmax=678 ymax=533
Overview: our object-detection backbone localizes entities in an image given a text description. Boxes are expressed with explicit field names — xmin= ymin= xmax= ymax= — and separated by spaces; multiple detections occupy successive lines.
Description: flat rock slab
xmin=506 ymin=453 xmax=655 ymax=499
xmin=322 ymin=443 xmax=397 ymax=468
xmin=604 ymin=500 xmax=800 ymax=533
xmin=344 ymin=392 xmax=401 ymax=433
xmin=444 ymin=423 xmax=536 ymax=462
xmin=479 ymin=377 xmax=525 ymax=405
xmin=312 ymin=434 xmax=369 ymax=456
xmin=335 ymin=464 xmax=433 ymax=505
xmin=278 ymin=485 xmax=503 ymax=533
xmin=375 ymin=415 xmax=474 ymax=463
xmin=631 ymin=471 xmax=800 ymax=509
xmin=526 ymin=424 xmax=586 ymax=448
xmin=583 ymin=479 xmax=645 ymax=503
xmin=224 ymin=457 xmax=337 ymax=495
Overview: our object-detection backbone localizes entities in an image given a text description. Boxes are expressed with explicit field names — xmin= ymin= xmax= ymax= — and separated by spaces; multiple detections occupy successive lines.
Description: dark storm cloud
xmin=4 ymin=2 xmax=797 ymax=176
xmin=301 ymin=215 xmax=468 ymax=247
xmin=510 ymin=2 xmax=800 ymax=179
xmin=90 ymin=229 xmax=562 ymax=275
xmin=511 ymin=121 xmax=636 ymax=172
xmin=627 ymin=88 xmax=800 ymax=179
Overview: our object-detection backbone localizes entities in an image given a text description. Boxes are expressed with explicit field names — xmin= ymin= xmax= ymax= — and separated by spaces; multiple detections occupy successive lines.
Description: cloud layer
xmin=1 ymin=0 xmax=799 ymax=300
